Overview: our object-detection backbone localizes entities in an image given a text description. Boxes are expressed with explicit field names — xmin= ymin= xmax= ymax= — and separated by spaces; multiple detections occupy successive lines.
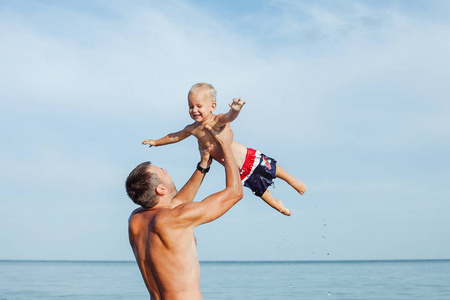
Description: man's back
xmin=129 ymin=207 xmax=202 ymax=300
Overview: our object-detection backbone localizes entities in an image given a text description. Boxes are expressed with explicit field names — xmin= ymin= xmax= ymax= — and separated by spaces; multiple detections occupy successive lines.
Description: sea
xmin=0 ymin=260 xmax=449 ymax=299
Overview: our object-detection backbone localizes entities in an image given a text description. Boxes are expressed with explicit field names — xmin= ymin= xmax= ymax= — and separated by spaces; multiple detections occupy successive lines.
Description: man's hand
xmin=229 ymin=98 xmax=246 ymax=111
xmin=142 ymin=139 xmax=156 ymax=147
xmin=199 ymin=144 xmax=213 ymax=169
xmin=205 ymin=123 xmax=234 ymax=146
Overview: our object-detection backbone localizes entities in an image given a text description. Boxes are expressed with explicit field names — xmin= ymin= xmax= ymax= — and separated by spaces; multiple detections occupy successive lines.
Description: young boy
xmin=142 ymin=83 xmax=306 ymax=216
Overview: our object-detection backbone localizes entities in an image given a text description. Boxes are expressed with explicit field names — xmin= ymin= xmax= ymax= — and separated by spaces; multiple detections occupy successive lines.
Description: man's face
xmin=148 ymin=165 xmax=177 ymax=197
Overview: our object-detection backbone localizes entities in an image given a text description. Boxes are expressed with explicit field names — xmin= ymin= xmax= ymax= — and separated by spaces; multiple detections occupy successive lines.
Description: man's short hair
xmin=125 ymin=162 xmax=161 ymax=209
xmin=188 ymin=82 xmax=217 ymax=103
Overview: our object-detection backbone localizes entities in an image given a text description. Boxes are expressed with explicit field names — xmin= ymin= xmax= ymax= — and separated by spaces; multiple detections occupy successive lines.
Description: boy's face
xmin=188 ymin=89 xmax=216 ymax=123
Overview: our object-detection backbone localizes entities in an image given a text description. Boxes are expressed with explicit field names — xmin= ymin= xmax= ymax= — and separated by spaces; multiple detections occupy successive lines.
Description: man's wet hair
xmin=126 ymin=161 xmax=161 ymax=209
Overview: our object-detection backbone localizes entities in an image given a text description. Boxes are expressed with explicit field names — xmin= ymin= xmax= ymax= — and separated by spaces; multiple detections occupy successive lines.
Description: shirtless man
xmin=126 ymin=124 xmax=243 ymax=299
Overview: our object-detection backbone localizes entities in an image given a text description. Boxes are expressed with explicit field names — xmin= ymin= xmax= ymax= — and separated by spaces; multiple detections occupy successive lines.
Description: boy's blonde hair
xmin=188 ymin=83 xmax=217 ymax=103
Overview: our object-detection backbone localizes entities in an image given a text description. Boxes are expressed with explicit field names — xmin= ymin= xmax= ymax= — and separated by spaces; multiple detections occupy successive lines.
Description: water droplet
xmin=327 ymin=292 xmax=332 ymax=296
xmin=322 ymin=236 xmax=326 ymax=239
xmin=288 ymin=284 xmax=293 ymax=288
xmin=327 ymin=253 xmax=330 ymax=256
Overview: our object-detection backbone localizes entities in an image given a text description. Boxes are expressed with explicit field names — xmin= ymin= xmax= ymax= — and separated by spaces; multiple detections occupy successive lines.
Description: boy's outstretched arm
xmin=217 ymin=98 xmax=246 ymax=125
xmin=142 ymin=126 xmax=192 ymax=147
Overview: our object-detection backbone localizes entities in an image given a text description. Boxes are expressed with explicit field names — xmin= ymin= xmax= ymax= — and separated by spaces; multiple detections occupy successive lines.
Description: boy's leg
xmin=260 ymin=190 xmax=292 ymax=216
xmin=275 ymin=165 xmax=306 ymax=195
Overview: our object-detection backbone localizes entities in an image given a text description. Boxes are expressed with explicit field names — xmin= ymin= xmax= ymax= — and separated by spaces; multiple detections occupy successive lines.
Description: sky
xmin=1 ymin=0 xmax=449 ymax=262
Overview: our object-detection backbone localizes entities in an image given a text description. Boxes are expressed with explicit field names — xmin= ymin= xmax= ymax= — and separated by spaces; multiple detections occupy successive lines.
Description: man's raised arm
xmin=172 ymin=144 xmax=214 ymax=207
xmin=173 ymin=124 xmax=243 ymax=226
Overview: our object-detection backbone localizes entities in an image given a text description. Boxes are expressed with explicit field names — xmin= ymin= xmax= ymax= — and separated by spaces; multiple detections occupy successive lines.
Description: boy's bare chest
xmin=190 ymin=119 xmax=222 ymax=144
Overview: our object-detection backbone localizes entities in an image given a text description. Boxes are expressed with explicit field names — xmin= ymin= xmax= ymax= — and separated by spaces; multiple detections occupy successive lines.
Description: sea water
xmin=0 ymin=260 xmax=449 ymax=299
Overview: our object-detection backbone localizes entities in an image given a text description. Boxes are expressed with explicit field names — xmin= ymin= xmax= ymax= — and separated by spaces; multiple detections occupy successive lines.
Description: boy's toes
xmin=275 ymin=200 xmax=292 ymax=216
xmin=280 ymin=208 xmax=292 ymax=216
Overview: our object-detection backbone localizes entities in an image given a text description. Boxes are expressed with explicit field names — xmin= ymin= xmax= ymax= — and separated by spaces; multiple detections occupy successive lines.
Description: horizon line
xmin=1 ymin=258 xmax=449 ymax=263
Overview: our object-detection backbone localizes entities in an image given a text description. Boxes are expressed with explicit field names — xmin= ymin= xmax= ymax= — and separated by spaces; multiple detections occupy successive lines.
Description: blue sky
xmin=1 ymin=0 xmax=449 ymax=261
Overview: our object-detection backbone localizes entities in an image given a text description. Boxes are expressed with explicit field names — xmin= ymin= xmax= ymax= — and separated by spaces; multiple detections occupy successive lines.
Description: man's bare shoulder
xmin=129 ymin=207 xmax=144 ymax=223
xmin=129 ymin=208 xmax=170 ymax=241
xmin=153 ymin=201 xmax=203 ymax=232
xmin=128 ymin=208 xmax=147 ymax=235
xmin=129 ymin=207 xmax=168 ymax=223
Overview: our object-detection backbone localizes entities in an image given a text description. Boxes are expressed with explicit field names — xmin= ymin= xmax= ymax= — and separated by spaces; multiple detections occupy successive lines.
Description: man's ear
xmin=155 ymin=184 xmax=166 ymax=196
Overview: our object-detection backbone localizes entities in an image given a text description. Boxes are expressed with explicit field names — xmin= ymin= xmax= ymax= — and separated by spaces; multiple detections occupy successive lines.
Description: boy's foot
xmin=292 ymin=179 xmax=306 ymax=195
xmin=277 ymin=200 xmax=292 ymax=216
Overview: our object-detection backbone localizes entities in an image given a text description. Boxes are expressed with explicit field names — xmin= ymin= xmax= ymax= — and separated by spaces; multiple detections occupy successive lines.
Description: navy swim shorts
xmin=239 ymin=148 xmax=277 ymax=197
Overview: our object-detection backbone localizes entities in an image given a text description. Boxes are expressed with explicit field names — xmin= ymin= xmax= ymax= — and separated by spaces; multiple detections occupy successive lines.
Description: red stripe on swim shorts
xmin=240 ymin=148 xmax=257 ymax=181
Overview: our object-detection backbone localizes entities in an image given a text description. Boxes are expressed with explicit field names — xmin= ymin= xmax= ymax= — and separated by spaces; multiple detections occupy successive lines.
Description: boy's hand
xmin=142 ymin=139 xmax=156 ymax=147
xmin=229 ymin=98 xmax=246 ymax=111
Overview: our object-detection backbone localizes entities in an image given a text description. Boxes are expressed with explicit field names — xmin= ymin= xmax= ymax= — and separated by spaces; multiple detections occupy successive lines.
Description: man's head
xmin=125 ymin=162 xmax=177 ymax=209
xmin=188 ymin=83 xmax=217 ymax=123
